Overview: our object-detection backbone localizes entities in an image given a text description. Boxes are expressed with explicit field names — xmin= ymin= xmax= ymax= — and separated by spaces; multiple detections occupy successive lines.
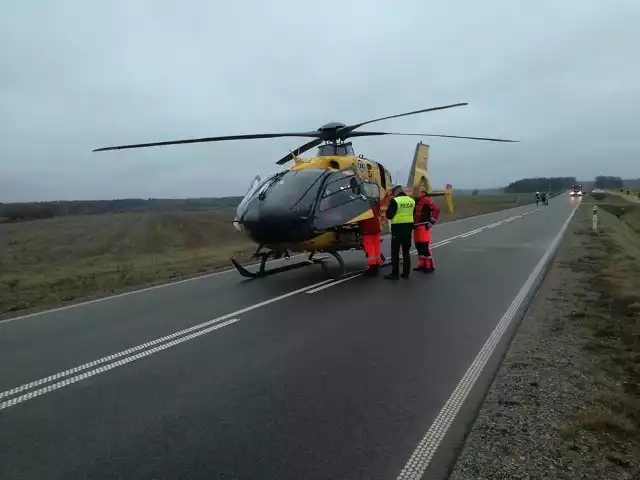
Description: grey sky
xmin=1 ymin=0 xmax=638 ymax=202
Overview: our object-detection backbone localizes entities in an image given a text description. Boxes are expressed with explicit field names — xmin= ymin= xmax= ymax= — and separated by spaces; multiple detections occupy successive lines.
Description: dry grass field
xmin=0 ymin=193 xmax=538 ymax=316
xmin=0 ymin=210 xmax=255 ymax=315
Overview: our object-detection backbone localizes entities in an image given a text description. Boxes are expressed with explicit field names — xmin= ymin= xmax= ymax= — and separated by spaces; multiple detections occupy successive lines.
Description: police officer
xmin=384 ymin=185 xmax=416 ymax=280
xmin=535 ymin=191 xmax=540 ymax=206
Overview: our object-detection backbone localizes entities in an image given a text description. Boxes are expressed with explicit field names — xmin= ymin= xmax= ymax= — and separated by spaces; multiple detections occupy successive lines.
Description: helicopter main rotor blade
xmin=348 ymin=131 xmax=519 ymax=143
xmin=276 ymin=138 xmax=323 ymax=165
xmin=341 ymin=102 xmax=468 ymax=136
xmin=93 ymin=131 xmax=322 ymax=152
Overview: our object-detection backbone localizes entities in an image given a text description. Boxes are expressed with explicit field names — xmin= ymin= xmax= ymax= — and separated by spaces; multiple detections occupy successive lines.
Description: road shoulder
xmin=449 ymin=201 xmax=640 ymax=479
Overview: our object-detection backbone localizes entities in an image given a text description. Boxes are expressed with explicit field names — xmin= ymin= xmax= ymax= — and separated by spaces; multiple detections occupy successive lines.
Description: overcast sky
xmin=1 ymin=0 xmax=638 ymax=202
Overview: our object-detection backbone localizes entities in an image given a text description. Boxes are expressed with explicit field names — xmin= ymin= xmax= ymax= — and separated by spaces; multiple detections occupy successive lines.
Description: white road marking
xmin=459 ymin=228 xmax=483 ymax=238
xmin=0 ymin=203 xmax=548 ymax=407
xmin=306 ymin=208 xmax=542 ymax=295
xmin=0 ymin=279 xmax=335 ymax=407
xmin=306 ymin=238 xmax=453 ymax=294
xmin=0 ymin=254 xmax=312 ymax=324
xmin=0 ymin=318 xmax=241 ymax=411
xmin=395 ymin=203 xmax=579 ymax=480
xmin=0 ymin=206 xmax=540 ymax=325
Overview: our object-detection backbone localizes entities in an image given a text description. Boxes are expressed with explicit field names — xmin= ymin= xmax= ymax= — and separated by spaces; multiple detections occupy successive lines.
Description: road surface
xmin=0 ymin=195 xmax=580 ymax=480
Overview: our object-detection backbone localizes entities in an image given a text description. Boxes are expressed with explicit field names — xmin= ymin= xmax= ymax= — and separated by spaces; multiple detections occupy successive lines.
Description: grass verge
xmin=450 ymin=194 xmax=640 ymax=479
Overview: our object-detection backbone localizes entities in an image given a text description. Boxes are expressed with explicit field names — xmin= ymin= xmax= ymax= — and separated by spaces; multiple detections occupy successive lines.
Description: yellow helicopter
xmin=94 ymin=102 xmax=517 ymax=279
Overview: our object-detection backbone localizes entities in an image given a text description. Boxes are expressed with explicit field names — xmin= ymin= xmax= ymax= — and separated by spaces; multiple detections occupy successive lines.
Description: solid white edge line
xmin=1 ymin=205 xmax=540 ymax=324
xmin=0 ymin=318 xmax=242 ymax=411
xmin=0 ymin=278 xmax=334 ymax=403
xmin=395 ymin=203 xmax=579 ymax=480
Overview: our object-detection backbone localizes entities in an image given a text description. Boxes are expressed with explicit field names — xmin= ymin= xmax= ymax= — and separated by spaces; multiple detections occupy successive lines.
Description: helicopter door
xmin=313 ymin=167 xmax=373 ymax=231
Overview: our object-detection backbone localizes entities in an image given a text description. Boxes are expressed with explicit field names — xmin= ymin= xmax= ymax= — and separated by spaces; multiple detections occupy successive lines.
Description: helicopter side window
xmin=318 ymin=171 xmax=364 ymax=212
xmin=362 ymin=181 xmax=380 ymax=203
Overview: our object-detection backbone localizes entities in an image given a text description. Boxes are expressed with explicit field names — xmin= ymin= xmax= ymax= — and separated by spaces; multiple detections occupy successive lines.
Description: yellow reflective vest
xmin=391 ymin=195 xmax=415 ymax=224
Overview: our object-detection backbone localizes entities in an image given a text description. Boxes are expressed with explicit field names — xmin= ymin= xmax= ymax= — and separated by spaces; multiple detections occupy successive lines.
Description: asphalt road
xmin=0 ymin=195 xmax=580 ymax=480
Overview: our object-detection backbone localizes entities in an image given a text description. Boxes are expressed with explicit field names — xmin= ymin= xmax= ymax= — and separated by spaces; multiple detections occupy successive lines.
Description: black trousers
xmin=390 ymin=223 xmax=413 ymax=276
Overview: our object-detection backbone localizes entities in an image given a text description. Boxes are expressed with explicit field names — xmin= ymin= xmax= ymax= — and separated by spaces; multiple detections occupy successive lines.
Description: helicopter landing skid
xmin=231 ymin=250 xmax=389 ymax=280
xmin=231 ymin=255 xmax=316 ymax=279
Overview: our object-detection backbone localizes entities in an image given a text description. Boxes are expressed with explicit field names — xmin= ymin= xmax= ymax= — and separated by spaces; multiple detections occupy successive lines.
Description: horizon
xmin=2 ymin=176 xmax=636 ymax=205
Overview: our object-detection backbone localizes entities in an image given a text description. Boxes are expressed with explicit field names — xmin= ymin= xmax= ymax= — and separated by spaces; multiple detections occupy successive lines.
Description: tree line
xmin=0 ymin=197 xmax=243 ymax=222
xmin=504 ymin=177 xmax=578 ymax=193
xmin=594 ymin=176 xmax=623 ymax=189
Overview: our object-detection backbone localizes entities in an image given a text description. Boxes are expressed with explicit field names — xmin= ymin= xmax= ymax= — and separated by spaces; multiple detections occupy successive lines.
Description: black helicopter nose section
xmin=237 ymin=169 xmax=328 ymax=244
xmin=241 ymin=216 xmax=316 ymax=244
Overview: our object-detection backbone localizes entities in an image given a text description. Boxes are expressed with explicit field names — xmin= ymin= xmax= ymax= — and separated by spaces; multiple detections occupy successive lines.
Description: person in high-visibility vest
xmin=359 ymin=196 xmax=383 ymax=277
xmin=384 ymin=185 xmax=416 ymax=280
xmin=413 ymin=187 xmax=440 ymax=273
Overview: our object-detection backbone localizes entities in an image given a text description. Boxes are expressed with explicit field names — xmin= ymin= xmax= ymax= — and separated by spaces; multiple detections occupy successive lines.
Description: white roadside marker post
xmin=592 ymin=205 xmax=598 ymax=231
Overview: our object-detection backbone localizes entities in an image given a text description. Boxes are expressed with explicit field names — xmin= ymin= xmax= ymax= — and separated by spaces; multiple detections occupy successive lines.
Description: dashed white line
xmin=306 ymin=236 xmax=455 ymax=294
xmin=459 ymin=228 xmax=483 ymax=238
xmin=0 ymin=206 xmax=541 ymax=325
xmin=0 ymin=318 xmax=241 ymax=411
xmin=0 ymin=278 xmax=335 ymax=408
xmin=306 ymin=209 xmax=541 ymax=294
xmin=395 ymin=202 xmax=579 ymax=480
xmin=0 ymin=203 xmax=549 ymax=411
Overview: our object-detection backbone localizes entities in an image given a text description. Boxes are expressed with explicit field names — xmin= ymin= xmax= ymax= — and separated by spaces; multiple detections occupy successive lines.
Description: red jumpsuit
xmin=359 ymin=202 xmax=382 ymax=274
xmin=413 ymin=194 xmax=440 ymax=271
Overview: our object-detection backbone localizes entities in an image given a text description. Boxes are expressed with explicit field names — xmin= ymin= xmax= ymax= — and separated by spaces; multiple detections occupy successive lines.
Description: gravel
xmin=448 ymin=209 xmax=640 ymax=480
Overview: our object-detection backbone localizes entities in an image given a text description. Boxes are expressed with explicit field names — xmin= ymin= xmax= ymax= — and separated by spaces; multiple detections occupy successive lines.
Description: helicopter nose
xmin=240 ymin=215 xmax=315 ymax=244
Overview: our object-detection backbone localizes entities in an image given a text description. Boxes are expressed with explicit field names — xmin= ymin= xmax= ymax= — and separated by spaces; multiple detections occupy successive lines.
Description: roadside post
xmin=592 ymin=205 xmax=598 ymax=231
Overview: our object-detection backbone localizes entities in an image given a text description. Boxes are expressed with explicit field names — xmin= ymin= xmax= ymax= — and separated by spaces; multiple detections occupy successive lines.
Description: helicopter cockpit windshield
xmin=234 ymin=171 xmax=280 ymax=231
xmin=235 ymin=169 xmax=329 ymax=228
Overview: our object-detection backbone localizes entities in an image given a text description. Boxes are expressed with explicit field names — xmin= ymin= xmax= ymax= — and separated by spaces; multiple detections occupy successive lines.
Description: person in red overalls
xmin=359 ymin=197 xmax=383 ymax=277
xmin=413 ymin=187 xmax=440 ymax=273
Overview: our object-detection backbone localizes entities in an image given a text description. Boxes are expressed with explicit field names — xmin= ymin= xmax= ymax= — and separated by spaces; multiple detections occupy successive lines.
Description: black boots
xmin=363 ymin=265 xmax=379 ymax=277
xmin=384 ymin=272 xmax=409 ymax=280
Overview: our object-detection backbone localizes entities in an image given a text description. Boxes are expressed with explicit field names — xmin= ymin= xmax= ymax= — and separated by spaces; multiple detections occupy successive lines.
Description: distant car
xmin=570 ymin=184 xmax=584 ymax=197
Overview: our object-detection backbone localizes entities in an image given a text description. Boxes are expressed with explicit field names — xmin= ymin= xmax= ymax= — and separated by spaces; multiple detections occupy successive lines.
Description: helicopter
xmin=94 ymin=102 xmax=518 ymax=279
